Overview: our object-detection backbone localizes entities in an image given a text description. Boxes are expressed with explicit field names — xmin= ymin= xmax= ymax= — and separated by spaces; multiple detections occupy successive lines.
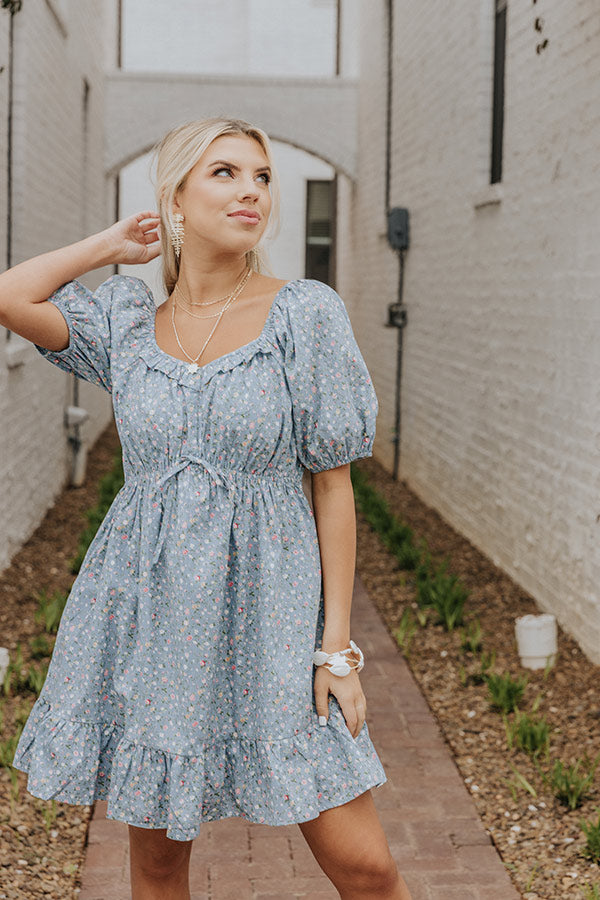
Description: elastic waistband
xmin=126 ymin=454 xmax=302 ymax=493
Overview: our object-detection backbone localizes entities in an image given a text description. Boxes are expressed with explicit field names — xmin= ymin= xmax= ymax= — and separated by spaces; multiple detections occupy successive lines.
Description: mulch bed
xmin=354 ymin=455 xmax=600 ymax=900
xmin=1 ymin=427 xmax=599 ymax=899
xmin=0 ymin=423 xmax=122 ymax=900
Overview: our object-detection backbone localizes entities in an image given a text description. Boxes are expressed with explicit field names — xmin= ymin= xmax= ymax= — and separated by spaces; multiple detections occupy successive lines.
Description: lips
xmin=228 ymin=209 xmax=260 ymax=223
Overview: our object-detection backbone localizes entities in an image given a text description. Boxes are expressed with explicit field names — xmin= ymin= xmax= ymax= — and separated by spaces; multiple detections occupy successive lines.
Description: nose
xmin=237 ymin=174 xmax=260 ymax=202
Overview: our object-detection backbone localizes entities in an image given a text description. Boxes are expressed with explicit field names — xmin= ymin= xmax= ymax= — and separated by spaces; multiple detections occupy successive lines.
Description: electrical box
xmin=387 ymin=207 xmax=409 ymax=251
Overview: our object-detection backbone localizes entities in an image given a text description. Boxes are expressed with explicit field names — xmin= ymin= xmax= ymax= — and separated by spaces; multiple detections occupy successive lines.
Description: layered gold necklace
xmin=170 ymin=268 xmax=252 ymax=373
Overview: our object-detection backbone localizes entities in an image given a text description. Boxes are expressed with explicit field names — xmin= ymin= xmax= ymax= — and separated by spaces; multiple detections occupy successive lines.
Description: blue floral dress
xmin=13 ymin=274 xmax=387 ymax=841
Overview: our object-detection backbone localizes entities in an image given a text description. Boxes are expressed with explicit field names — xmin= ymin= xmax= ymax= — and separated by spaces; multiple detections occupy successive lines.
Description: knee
xmin=338 ymin=849 xmax=400 ymax=894
xmin=135 ymin=846 xmax=188 ymax=881
xmin=130 ymin=831 xmax=190 ymax=882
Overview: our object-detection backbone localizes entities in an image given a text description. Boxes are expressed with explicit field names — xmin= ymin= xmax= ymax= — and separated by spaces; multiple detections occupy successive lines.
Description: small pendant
xmin=187 ymin=362 xmax=199 ymax=373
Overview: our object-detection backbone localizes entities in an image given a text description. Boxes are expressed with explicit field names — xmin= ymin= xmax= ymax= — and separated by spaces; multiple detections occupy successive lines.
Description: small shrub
xmin=581 ymin=883 xmax=600 ymax=899
xmin=2 ymin=643 xmax=25 ymax=697
xmin=29 ymin=633 xmax=52 ymax=659
xmin=504 ymin=709 xmax=550 ymax=758
xmin=34 ymin=589 xmax=68 ymax=634
xmin=460 ymin=619 xmax=483 ymax=654
xmin=393 ymin=608 xmax=417 ymax=656
xmin=417 ymin=563 xmax=468 ymax=631
xmin=580 ymin=810 xmax=600 ymax=864
xmin=25 ymin=661 xmax=48 ymax=696
xmin=546 ymin=756 xmax=600 ymax=811
xmin=394 ymin=541 xmax=422 ymax=571
xmin=467 ymin=649 xmax=496 ymax=685
xmin=351 ymin=466 xmax=426 ymax=574
xmin=486 ymin=671 xmax=528 ymax=713
xmin=505 ymin=761 xmax=538 ymax=800
xmin=0 ymin=724 xmax=24 ymax=800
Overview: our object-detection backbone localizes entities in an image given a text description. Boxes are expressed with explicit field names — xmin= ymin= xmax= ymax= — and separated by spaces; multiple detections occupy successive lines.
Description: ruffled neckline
xmin=134 ymin=276 xmax=298 ymax=389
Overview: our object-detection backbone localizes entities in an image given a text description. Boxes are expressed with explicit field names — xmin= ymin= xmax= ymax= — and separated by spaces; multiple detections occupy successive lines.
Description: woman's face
xmin=173 ymin=133 xmax=273 ymax=258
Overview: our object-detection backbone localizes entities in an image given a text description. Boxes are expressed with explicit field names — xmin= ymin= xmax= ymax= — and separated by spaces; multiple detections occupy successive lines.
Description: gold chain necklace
xmin=170 ymin=270 xmax=252 ymax=372
xmin=175 ymin=268 xmax=252 ymax=320
xmin=174 ymin=266 xmax=250 ymax=308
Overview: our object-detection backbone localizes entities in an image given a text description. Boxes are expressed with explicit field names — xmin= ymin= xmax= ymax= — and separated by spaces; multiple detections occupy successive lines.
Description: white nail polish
xmin=318 ymin=715 xmax=327 ymax=726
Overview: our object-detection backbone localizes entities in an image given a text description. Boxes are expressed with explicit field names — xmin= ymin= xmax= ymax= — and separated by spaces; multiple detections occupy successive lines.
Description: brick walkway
xmin=77 ymin=576 xmax=520 ymax=899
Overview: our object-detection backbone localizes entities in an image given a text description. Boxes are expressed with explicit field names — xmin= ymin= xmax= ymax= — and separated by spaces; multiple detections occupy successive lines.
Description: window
xmin=305 ymin=179 xmax=335 ymax=286
xmin=490 ymin=0 xmax=507 ymax=184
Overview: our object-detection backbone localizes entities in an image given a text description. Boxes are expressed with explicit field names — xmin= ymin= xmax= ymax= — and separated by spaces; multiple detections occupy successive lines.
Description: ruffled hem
xmin=13 ymin=697 xmax=387 ymax=841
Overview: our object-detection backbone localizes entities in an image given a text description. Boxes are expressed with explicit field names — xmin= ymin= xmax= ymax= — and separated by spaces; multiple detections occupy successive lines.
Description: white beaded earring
xmin=171 ymin=213 xmax=184 ymax=259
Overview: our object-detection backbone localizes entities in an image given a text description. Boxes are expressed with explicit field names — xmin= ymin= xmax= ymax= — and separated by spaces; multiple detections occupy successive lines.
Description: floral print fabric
xmin=13 ymin=275 xmax=386 ymax=841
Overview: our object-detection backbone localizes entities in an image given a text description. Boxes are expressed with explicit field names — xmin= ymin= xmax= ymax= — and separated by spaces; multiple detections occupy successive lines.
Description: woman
xmin=2 ymin=118 xmax=412 ymax=900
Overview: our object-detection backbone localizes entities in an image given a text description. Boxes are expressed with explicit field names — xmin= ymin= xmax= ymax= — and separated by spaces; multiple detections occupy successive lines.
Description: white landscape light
xmin=515 ymin=614 xmax=558 ymax=670
xmin=0 ymin=647 xmax=9 ymax=682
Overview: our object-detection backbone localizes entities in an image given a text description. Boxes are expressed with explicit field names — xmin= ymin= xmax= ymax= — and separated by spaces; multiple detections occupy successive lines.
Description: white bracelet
xmin=312 ymin=639 xmax=365 ymax=676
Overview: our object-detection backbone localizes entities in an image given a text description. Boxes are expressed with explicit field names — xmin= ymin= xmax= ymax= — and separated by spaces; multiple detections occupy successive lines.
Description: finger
xmin=144 ymin=231 xmax=160 ymax=244
xmin=314 ymin=687 xmax=330 ymax=725
xmin=341 ymin=706 xmax=358 ymax=738
xmin=145 ymin=243 xmax=162 ymax=261
xmin=136 ymin=210 xmax=160 ymax=221
xmin=355 ymin=701 xmax=366 ymax=736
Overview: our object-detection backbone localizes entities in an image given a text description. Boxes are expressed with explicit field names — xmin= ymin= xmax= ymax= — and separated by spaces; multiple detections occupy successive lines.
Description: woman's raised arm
xmin=0 ymin=212 xmax=160 ymax=351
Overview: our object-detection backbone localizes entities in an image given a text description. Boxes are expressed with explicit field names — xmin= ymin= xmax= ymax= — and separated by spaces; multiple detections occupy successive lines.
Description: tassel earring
xmin=171 ymin=213 xmax=184 ymax=259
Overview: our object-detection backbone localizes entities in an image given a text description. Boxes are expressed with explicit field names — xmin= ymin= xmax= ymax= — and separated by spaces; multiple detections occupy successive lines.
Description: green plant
xmin=393 ymin=608 xmax=417 ymax=656
xmin=580 ymin=809 xmax=600 ymax=864
xmin=34 ymin=589 xmax=68 ymax=634
xmin=525 ymin=865 xmax=540 ymax=892
xmin=25 ymin=661 xmax=48 ymax=695
xmin=486 ymin=671 xmax=528 ymax=714
xmin=504 ymin=709 xmax=550 ymax=758
xmin=351 ymin=467 xmax=423 ymax=574
xmin=415 ymin=606 xmax=429 ymax=627
xmin=393 ymin=541 xmax=422 ymax=571
xmin=460 ymin=619 xmax=483 ymax=654
xmin=29 ymin=633 xmax=52 ymax=659
xmin=0 ymin=724 xmax=24 ymax=800
xmin=581 ymin=883 xmax=600 ymax=899
xmin=505 ymin=761 xmax=538 ymax=800
xmin=40 ymin=798 xmax=58 ymax=834
xmin=416 ymin=562 xmax=469 ymax=631
xmin=465 ymin=649 xmax=497 ymax=685
xmin=70 ymin=451 xmax=124 ymax=573
xmin=546 ymin=756 xmax=600 ymax=811
xmin=2 ymin=643 xmax=25 ymax=696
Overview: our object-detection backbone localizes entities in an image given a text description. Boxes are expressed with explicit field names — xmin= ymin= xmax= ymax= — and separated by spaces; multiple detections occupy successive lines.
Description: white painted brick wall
xmin=351 ymin=0 xmax=600 ymax=662
xmin=0 ymin=1 xmax=115 ymax=571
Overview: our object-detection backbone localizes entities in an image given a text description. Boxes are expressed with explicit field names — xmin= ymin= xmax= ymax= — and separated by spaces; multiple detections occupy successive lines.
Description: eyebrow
xmin=208 ymin=159 xmax=272 ymax=174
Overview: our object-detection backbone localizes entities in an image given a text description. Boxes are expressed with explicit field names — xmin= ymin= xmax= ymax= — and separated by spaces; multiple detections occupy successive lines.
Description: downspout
xmin=383 ymin=0 xmax=409 ymax=482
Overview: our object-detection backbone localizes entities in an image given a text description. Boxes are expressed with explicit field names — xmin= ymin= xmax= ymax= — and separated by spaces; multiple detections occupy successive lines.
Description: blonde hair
xmin=152 ymin=117 xmax=281 ymax=298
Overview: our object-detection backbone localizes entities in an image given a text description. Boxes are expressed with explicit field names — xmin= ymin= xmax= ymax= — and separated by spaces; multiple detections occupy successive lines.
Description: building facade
xmin=0 ymin=1 xmax=116 ymax=570
xmin=344 ymin=0 xmax=600 ymax=662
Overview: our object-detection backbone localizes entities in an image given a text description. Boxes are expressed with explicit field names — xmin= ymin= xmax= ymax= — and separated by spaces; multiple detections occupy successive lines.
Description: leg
xmin=298 ymin=790 xmax=412 ymax=900
xmin=128 ymin=824 xmax=193 ymax=900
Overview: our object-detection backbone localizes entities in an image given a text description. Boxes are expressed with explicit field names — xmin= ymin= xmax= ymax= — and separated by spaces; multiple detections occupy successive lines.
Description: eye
xmin=213 ymin=167 xmax=233 ymax=177
xmin=257 ymin=172 xmax=271 ymax=185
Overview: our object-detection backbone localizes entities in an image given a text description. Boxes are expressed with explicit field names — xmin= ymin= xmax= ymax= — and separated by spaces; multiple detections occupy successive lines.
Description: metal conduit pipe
xmin=383 ymin=0 xmax=409 ymax=483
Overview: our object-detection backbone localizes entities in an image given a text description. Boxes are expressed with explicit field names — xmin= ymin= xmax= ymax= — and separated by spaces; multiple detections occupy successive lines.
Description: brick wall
xmin=0 ymin=1 xmax=115 ymax=571
xmin=351 ymin=0 xmax=600 ymax=662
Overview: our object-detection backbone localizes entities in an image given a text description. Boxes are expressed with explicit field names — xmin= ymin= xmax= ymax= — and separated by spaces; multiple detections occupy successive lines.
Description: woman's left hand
xmin=314 ymin=666 xmax=367 ymax=739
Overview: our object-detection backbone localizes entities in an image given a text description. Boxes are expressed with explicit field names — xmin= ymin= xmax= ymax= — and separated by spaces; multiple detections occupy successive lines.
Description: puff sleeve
xmin=34 ymin=276 xmax=116 ymax=392
xmin=282 ymin=280 xmax=378 ymax=473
